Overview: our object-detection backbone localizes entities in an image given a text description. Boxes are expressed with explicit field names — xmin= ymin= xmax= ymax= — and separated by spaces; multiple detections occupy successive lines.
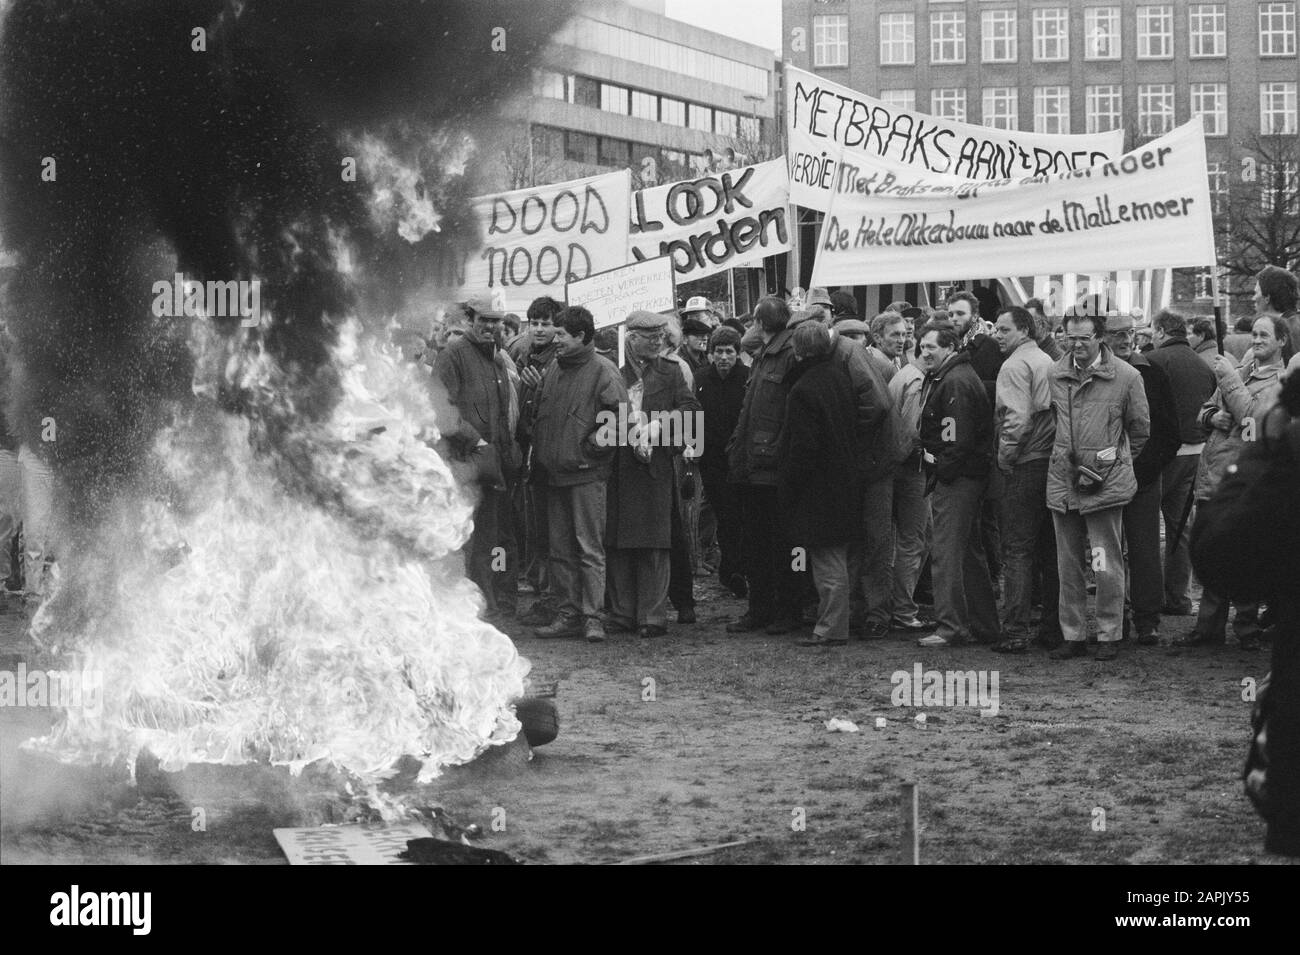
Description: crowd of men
xmin=428 ymin=265 xmax=1300 ymax=658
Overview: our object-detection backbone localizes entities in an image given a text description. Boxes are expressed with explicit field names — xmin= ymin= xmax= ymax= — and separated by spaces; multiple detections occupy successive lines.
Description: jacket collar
xmin=1053 ymin=343 xmax=1120 ymax=383
xmin=1157 ymin=338 xmax=1192 ymax=351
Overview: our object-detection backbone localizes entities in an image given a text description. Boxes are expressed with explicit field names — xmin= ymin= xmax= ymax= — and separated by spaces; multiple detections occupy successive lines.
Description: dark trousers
xmin=669 ymin=484 xmax=695 ymax=611
xmin=702 ymin=466 xmax=743 ymax=584
xmin=1160 ymin=456 xmax=1198 ymax=612
xmin=467 ymin=483 xmax=516 ymax=614
xmin=1123 ymin=477 xmax=1164 ymax=633
xmin=930 ymin=475 xmax=998 ymax=643
xmin=1001 ymin=460 xmax=1059 ymax=640
xmin=522 ymin=479 xmax=551 ymax=600
xmin=738 ymin=482 xmax=803 ymax=620
xmin=981 ymin=465 xmax=1004 ymax=584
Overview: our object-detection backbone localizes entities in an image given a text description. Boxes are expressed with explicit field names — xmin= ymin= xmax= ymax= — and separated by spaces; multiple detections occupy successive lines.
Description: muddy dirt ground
xmin=0 ymin=579 xmax=1290 ymax=865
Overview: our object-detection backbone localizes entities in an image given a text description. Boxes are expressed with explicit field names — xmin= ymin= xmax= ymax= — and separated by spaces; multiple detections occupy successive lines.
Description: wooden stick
xmin=611 ymin=838 xmax=754 ymax=865
xmin=900 ymin=782 xmax=919 ymax=865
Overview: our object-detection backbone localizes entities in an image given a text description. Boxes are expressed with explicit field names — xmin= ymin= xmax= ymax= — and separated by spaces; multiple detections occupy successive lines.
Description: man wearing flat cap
xmin=606 ymin=310 xmax=701 ymax=638
xmin=678 ymin=315 xmax=712 ymax=378
xmin=435 ymin=293 xmax=522 ymax=623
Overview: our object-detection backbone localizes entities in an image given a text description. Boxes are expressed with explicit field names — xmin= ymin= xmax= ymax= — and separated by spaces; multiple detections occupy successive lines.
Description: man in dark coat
xmin=1145 ymin=308 xmax=1216 ymax=616
xmin=916 ymin=321 xmax=998 ymax=648
xmin=1107 ymin=311 xmax=1181 ymax=644
xmin=696 ymin=325 xmax=749 ymax=597
xmin=778 ymin=322 xmax=867 ymax=646
xmin=605 ymin=310 xmax=701 ymax=638
xmin=434 ymin=295 xmax=522 ymax=622
xmin=1192 ymin=368 xmax=1300 ymax=856
xmin=726 ymin=296 xmax=806 ymax=634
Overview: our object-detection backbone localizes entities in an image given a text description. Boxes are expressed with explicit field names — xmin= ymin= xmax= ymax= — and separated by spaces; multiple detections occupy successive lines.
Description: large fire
xmin=25 ymin=318 xmax=529 ymax=790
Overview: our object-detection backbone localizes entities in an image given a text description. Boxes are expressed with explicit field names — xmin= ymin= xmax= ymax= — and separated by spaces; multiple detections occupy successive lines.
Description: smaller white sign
xmin=273 ymin=822 xmax=429 ymax=865
xmin=566 ymin=255 xmax=676 ymax=330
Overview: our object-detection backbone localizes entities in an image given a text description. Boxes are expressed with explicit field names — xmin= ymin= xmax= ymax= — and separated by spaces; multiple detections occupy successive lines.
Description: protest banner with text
xmin=629 ymin=158 xmax=791 ymax=282
xmin=809 ymin=120 xmax=1215 ymax=288
xmin=566 ymin=255 xmax=676 ymax=330
xmin=786 ymin=65 xmax=1123 ymax=213
xmin=461 ymin=170 xmax=631 ymax=312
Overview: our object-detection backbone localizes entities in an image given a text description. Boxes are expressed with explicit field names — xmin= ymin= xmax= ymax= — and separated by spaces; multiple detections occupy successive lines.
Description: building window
xmin=715 ymin=110 xmax=738 ymax=138
xmin=982 ymin=87 xmax=1019 ymax=130
xmin=631 ymin=90 xmax=657 ymax=122
xmin=1033 ymin=8 xmax=1069 ymax=62
xmin=1260 ymin=161 xmax=1300 ymax=214
xmin=931 ymin=87 xmax=967 ymax=122
xmin=1188 ymin=4 xmax=1226 ymax=58
xmin=599 ymin=83 xmax=629 ymax=115
xmin=814 ymin=14 xmax=850 ymax=67
xmin=660 ymin=97 xmax=686 ymax=127
xmin=1190 ymin=83 xmax=1227 ymax=136
xmin=1259 ymin=2 xmax=1297 ymax=57
xmin=534 ymin=70 xmax=567 ymax=101
xmin=879 ymin=89 xmax=916 ymax=112
xmin=1085 ymin=84 xmax=1123 ymax=133
xmin=1261 ymin=81 xmax=1298 ymax=134
xmin=1137 ymin=6 xmax=1174 ymax=59
xmin=930 ymin=10 xmax=966 ymax=64
xmin=1207 ymin=161 xmax=1228 ymax=216
xmin=572 ymin=75 xmax=599 ymax=109
xmin=1138 ymin=84 xmax=1176 ymax=135
xmin=880 ymin=13 xmax=916 ymax=65
xmin=1034 ymin=86 xmax=1070 ymax=134
xmin=598 ymin=137 xmax=630 ymax=169
xmin=1085 ymin=7 xmax=1121 ymax=60
xmin=557 ymin=16 xmax=769 ymax=98
xmin=565 ymin=131 xmax=597 ymax=165
xmin=981 ymin=10 xmax=1017 ymax=63
xmin=688 ymin=104 xmax=714 ymax=132
xmin=530 ymin=124 xmax=564 ymax=162
xmin=740 ymin=115 xmax=760 ymax=141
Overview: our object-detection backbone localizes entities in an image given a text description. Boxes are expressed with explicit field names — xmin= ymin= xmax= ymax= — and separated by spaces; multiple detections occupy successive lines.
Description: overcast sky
xmin=664 ymin=0 xmax=783 ymax=57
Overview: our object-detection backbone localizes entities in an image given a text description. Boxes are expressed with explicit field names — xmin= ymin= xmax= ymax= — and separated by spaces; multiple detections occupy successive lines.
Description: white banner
xmin=566 ymin=255 xmax=677 ymax=330
xmin=629 ymin=158 xmax=791 ymax=282
xmin=463 ymin=170 xmax=631 ymax=312
xmin=809 ymin=120 xmax=1216 ymax=288
xmin=786 ymin=66 xmax=1124 ymax=212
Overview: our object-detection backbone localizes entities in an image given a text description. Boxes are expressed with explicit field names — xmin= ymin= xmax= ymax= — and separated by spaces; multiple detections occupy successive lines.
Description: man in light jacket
xmin=1047 ymin=312 xmax=1150 ymax=661
xmin=991 ymin=306 xmax=1058 ymax=653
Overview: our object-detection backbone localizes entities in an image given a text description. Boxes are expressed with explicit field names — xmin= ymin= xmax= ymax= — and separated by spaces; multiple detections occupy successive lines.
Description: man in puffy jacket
xmin=915 ymin=322 xmax=998 ymax=648
xmin=1047 ymin=312 xmax=1150 ymax=661
xmin=531 ymin=307 xmax=628 ymax=643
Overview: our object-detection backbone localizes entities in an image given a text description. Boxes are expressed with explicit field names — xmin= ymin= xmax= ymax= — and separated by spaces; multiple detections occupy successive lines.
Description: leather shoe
xmin=638 ymin=624 xmax=668 ymax=639
xmin=1136 ymin=628 xmax=1159 ymax=646
xmin=726 ymin=613 xmax=771 ymax=634
xmin=1095 ymin=641 xmax=1119 ymax=661
xmin=726 ymin=574 xmax=748 ymax=598
xmin=677 ymin=608 xmax=697 ymax=625
xmin=534 ymin=614 xmax=583 ymax=639
xmin=993 ymin=638 xmax=1028 ymax=653
xmin=584 ymin=620 xmax=607 ymax=643
xmin=1050 ymin=641 xmax=1089 ymax=659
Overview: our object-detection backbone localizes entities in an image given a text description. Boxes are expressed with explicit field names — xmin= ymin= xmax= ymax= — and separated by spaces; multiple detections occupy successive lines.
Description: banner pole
xmin=1211 ymin=256 xmax=1224 ymax=356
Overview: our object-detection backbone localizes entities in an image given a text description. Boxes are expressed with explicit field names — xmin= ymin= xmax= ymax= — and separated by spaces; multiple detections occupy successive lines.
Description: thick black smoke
xmin=0 ymin=0 xmax=573 ymax=522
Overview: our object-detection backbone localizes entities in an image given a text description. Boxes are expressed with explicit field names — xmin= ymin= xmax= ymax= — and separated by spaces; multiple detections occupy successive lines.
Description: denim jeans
xmin=809 ymin=544 xmax=851 ymax=641
xmin=1000 ymin=459 xmax=1058 ymax=640
xmin=889 ymin=464 xmax=929 ymax=622
xmin=849 ymin=474 xmax=895 ymax=628
xmin=548 ymin=481 xmax=608 ymax=621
